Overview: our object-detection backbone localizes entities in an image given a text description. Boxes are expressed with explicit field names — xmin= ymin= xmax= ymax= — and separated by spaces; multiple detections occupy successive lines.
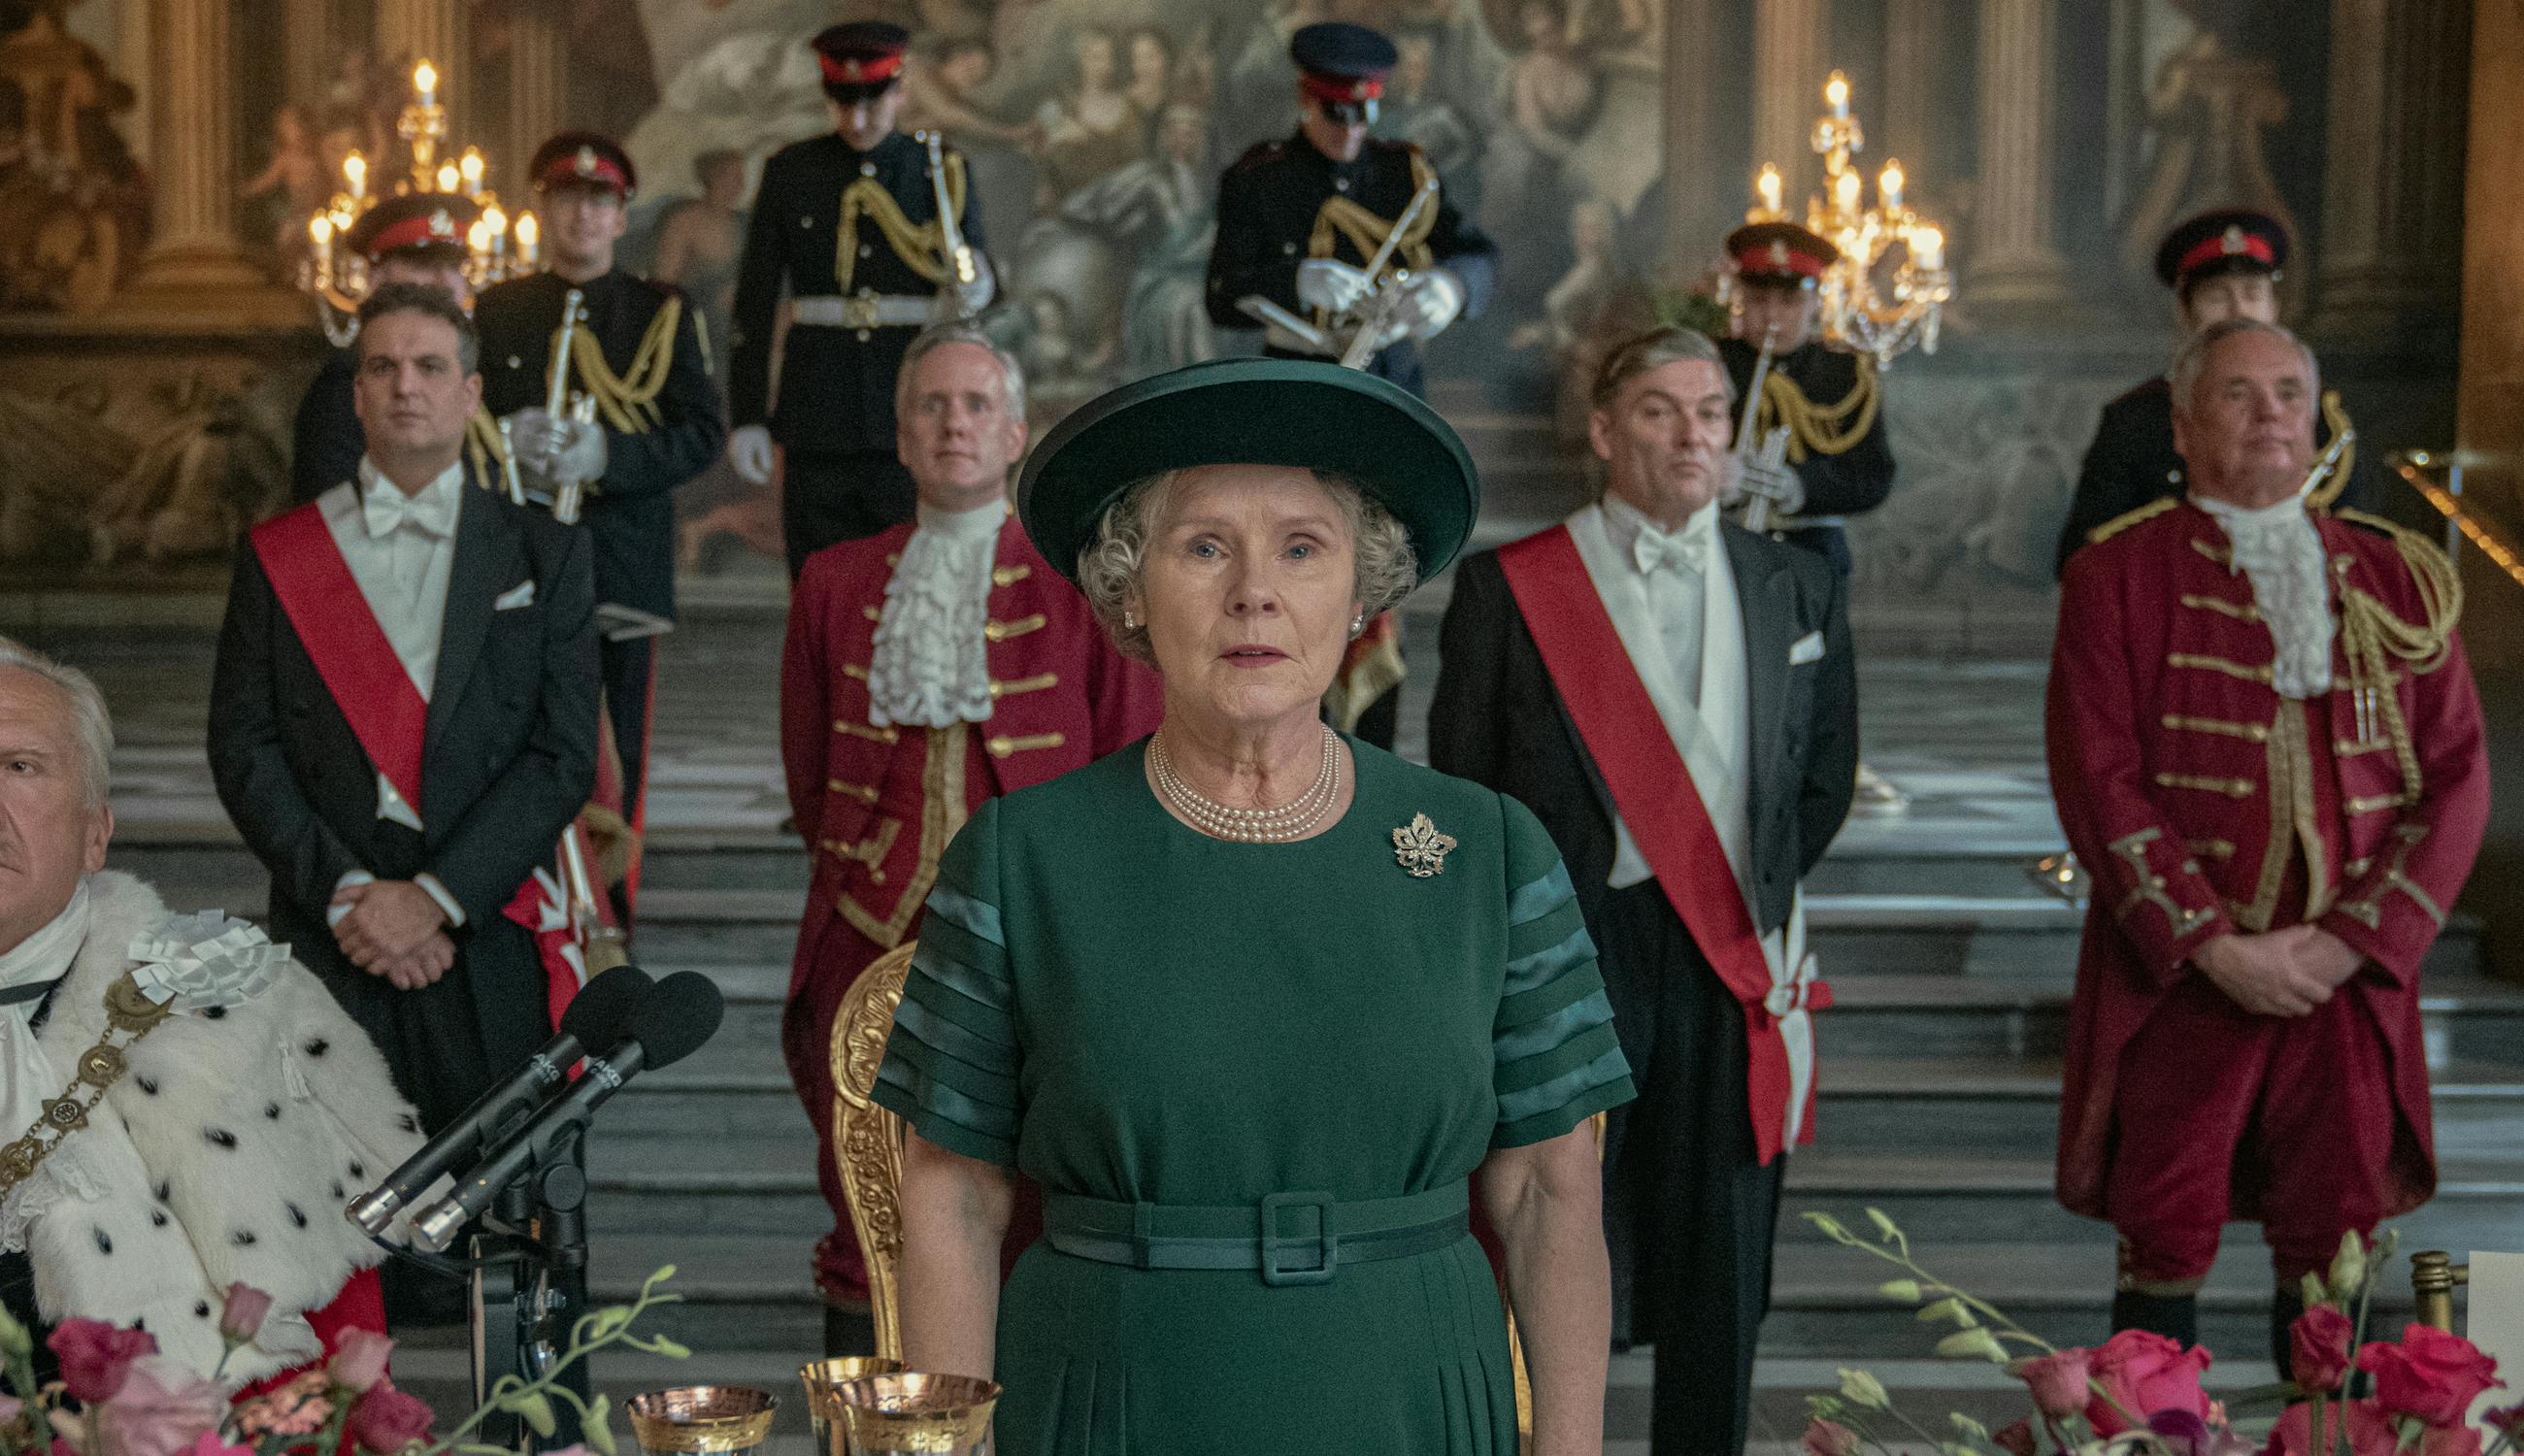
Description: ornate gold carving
xmin=2167 ymin=652 xmax=2273 ymax=684
xmin=2178 ymin=593 xmax=2261 ymax=622
xmin=2106 ymin=829 xmax=2216 ymax=940
xmin=984 ymin=613 xmax=1046 ymax=643
xmin=830 ymin=943 xmax=916 ymax=1362
xmin=985 ymin=732 xmax=1065 ymax=758
xmin=2162 ymin=714 xmax=2270 ymax=742
xmin=986 ymin=672 xmax=1057 ymax=700
xmin=834 ymin=719 xmax=900 ymax=745
xmin=2153 ymin=773 xmax=2255 ymax=799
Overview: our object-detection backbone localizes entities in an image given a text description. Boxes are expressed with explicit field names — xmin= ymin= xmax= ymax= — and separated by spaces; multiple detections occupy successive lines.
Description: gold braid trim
xmin=463 ymin=407 xmax=510 ymax=489
xmin=2310 ymin=390 xmax=2356 ymax=510
xmin=1756 ymin=353 xmax=1881 ymax=464
xmin=549 ymin=296 xmax=681 ymax=435
xmin=2087 ymin=496 xmax=2180 ymax=546
xmin=0 ymin=977 xmax=172 ymax=1199
xmin=1307 ymin=151 xmax=1439 ymax=328
xmin=837 ymin=153 xmax=969 ymax=292
xmin=2333 ymin=509 xmax=2463 ymax=804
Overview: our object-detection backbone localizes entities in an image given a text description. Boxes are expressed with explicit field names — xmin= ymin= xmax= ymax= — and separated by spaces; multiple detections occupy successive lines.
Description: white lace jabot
xmin=2192 ymin=491 xmax=2334 ymax=699
xmin=868 ymin=497 xmax=1008 ymax=729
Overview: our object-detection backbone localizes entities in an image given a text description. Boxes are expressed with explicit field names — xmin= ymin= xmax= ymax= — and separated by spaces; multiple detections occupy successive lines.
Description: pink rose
xmin=1801 ymin=1418 xmax=1859 ymax=1456
xmin=2290 ymin=1305 xmax=2355 ymax=1394
xmin=2359 ymin=1324 xmax=2505 ymax=1428
xmin=347 ymin=1381 xmax=434 ymax=1455
xmin=328 ymin=1328 xmax=395 ymax=1395
xmin=216 ymin=1285 xmax=272 ymax=1347
xmin=2086 ymin=1329 xmax=2212 ymax=1437
xmin=171 ymin=1437 xmax=253 ymax=1456
xmin=2015 ymin=1348 xmax=2093 ymax=1419
xmin=48 ymin=1320 xmax=159 ymax=1405
xmin=1992 ymin=1419 xmax=2036 ymax=1456
xmin=97 ymin=1358 xmax=224 ymax=1456
xmin=2266 ymin=1399 xmax=2398 ymax=1456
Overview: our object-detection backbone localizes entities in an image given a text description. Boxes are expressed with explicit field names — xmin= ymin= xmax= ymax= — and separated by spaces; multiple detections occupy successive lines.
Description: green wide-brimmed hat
xmin=1015 ymin=358 xmax=1479 ymax=586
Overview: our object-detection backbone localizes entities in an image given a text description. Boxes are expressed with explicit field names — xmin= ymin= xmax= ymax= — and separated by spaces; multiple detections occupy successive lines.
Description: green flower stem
xmin=416 ymin=1268 xmax=683 ymax=1456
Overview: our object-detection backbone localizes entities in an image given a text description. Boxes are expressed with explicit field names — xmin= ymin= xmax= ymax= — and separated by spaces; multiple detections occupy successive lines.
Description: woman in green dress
xmin=872 ymin=359 xmax=1635 ymax=1455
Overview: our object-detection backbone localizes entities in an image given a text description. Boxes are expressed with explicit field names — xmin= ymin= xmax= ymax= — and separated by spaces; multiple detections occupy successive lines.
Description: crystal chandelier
xmin=1744 ymin=70 xmax=1952 ymax=367
xmin=300 ymin=59 xmax=539 ymax=343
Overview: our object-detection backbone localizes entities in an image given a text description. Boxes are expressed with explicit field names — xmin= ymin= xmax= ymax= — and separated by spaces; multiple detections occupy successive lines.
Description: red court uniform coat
xmin=2046 ymin=502 xmax=2487 ymax=1224
xmin=778 ymin=514 xmax=1161 ymax=1302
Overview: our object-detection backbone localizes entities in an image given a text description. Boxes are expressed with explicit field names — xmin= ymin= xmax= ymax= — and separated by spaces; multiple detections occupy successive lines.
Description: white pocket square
xmin=493 ymin=581 xmax=537 ymax=611
xmin=1788 ymin=630 xmax=1826 ymax=665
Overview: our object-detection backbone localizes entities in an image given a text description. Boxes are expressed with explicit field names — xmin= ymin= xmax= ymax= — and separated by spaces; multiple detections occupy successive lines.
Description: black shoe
xmin=823 ymin=1303 xmax=877 ymax=1358
xmin=2111 ymin=1289 xmax=2200 ymax=1346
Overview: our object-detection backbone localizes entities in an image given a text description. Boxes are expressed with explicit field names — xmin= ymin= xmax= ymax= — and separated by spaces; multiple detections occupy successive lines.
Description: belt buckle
xmin=1258 ymin=1190 xmax=1338 ymax=1286
xmin=843 ymin=292 xmax=881 ymax=330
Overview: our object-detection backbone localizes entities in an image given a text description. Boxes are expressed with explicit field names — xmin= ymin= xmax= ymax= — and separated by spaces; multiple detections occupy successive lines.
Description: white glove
xmin=952 ymin=251 xmax=997 ymax=317
xmin=729 ymin=424 xmax=776 ymax=485
xmin=506 ymin=407 xmax=561 ymax=463
xmin=1296 ymin=258 xmax=1374 ymax=315
xmin=1730 ymin=456 xmax=1806 ymax=514
xmin=1395 ymin=268 xmax=1465 ymax=342
xmin=549 ymin=416 xmax=608 ymax=482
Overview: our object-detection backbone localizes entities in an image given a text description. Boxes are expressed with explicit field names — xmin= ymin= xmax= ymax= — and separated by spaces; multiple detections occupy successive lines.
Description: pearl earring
xmin=1123 ymin=611 xmax=1139 ymax=629
xmin=1350 ymin=613 xmax=1365 ymax=636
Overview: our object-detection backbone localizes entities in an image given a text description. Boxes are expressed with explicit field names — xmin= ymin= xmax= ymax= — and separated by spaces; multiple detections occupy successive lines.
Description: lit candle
xmin=344 ymin=150 xmax=367 ymax=201
xmin=468 ymin=218 xmax=491 ymax=254
xmin=1911 ymin=225 xmax=1943 ymax=271
xmin=483 ymin=203 xmax=509 ymax=260
xmin=1825 ymin=70 xmax=1850 ymax=120
xmin=310 ymin=215 xmax=333 ymax=280
xmin=437 ymin=161 xmax=460 ymax=193
xmin=1834 ymin=168 xmax=1861 ymax=216
xmin=515 ymin=212 xmax=539 ymax=268
xmin=459 ymin=148 xmax=484 ymax=197
xmin=1878 ymin=160 xmax=1904 ymax=211
xmin=1756 ymin=164 xmax=1783 ymax=217
xmin=414 ymin=60 xmax=438 ymax=109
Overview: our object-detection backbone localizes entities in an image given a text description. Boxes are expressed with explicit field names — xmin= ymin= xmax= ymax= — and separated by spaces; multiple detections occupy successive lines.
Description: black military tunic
xmin=729 ymin=130 xmax=986 ymax=570
xmin=2054 ymin=374 xmax=2378 ymax=577
xmin=1205 ymin=133 xmax=1495 ymax=399
xmin=477 ymin=266 xmax=723 ymax=844
xmin=1718 ymin=336 xmax=1897 ymax=576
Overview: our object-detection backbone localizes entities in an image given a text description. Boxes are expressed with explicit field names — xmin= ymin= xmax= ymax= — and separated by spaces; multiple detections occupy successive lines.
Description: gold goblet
xmin=624 ymin=1386 xmax=780 ymax=1456
xmin=800 ymin=1357 xmax=908 ymax=1454
xmin=832 ymin=1373 xmax=1001 ymax=1455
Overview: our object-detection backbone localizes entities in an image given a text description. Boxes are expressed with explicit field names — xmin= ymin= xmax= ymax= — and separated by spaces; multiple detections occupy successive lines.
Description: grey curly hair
xmin=0 ymin=636 xmax=114 ymax=811
xmin=1076 ymin=469 xmax=1418 ymax=663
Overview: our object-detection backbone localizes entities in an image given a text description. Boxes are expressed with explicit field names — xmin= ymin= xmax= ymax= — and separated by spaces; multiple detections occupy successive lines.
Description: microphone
xmin=411 ymin=971 xmax=725 ymax=1251
xmin=348 ymin=966 xmax=655 ymax=1236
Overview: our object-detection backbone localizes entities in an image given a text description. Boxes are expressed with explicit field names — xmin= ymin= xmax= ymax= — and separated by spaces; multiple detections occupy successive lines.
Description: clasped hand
xmin=333 ymin=879 xmax=454 ymax=991
xmin=507 ymin=408 xmax=608 ymax=484
xmin=2192 ymin=925 xmax=2364 ymax=1017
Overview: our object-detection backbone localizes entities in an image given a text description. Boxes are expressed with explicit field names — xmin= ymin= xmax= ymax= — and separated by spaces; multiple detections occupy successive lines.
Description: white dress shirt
xmin=316 ymin=457 xmax=467 ymax=926
xmin=868 ymin=496 xmax=1006 ymax=729
xmin=2192 ymin=489 xmax=2334 ymax=699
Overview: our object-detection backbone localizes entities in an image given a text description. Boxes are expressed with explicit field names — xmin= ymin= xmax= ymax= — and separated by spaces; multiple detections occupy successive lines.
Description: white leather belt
xmin=1771 ymin=514 xmax=1848 ymax=532
xmin=791 ymin=293 xmax=935 ymax=329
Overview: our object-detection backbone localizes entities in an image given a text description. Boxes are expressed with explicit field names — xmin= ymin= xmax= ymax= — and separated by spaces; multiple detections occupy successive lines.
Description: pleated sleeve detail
xmin=873 ymin=800 xmax=1024 ymax=1166
xmin=1491 ymin=797 xmax=1634 ymax=1148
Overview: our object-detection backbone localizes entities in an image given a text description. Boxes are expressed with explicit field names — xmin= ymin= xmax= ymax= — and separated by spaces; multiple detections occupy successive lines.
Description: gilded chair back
xmin=830 ymin=943 xmax=919 ymax=1361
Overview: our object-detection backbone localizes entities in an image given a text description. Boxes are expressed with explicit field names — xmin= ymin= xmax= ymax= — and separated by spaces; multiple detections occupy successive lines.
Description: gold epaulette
xmin=2334 ymin=505 xmax=2464 ymax=806
xmin=2084 ymin=496 xmax=2180 ymax=546
xmin=1754 ymin=353 xmax=1879 ymax=463
xmin=2310 ymin=390 xmax=2356 ymax=509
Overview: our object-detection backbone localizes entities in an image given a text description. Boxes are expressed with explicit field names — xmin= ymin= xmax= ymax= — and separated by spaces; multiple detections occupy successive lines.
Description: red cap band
xmin=365 ymin=215 xmax=454 ymax=257
xmin=539 ymin=146 xmax=629 ymax=194
xmin=1300 ymin=70 xmax=1384 ymax=104
xmin=2175 ymin=228 xmax=2276 ymax=281
xmin=1734 ymin=238 xmax=1829 ymax=281
xmin=819 ymin=50 xmax=905 ymax=86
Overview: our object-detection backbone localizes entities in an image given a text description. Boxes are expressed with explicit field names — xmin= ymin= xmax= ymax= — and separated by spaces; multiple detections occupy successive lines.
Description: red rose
xmin=2016 ymin=1348 xmax=2092 ymax=1419
xmin=1992 ymin=1419 xmax=2037 ymax=1456
xmin=2358 ymin=1324 xmax=2505 ymax=1428
xmin=47 ymin=1320 xmax=158 ymax=1405
xmin=2290 ymin=1305 xmax=2355 ymax=1394
xmin=2265 ymin=1399 xmax=2397 ymax=1456
xmin=348 ymin=1382 xmax=434 ymax=1455
xmin=1801 ymin=1417 xmax=1858 ymax=1456
xmin=2087 ymin=1329 xmax=2212 ymax=1437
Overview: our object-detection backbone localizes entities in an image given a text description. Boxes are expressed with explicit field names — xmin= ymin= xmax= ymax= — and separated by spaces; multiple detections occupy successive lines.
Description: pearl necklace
xmin=1148 ymin=727 xmax=1344 ymax=843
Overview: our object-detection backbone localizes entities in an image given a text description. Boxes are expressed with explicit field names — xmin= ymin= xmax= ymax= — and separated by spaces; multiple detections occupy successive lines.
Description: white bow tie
xmin=1631 ymin=518 xmax=1710 ymax=577
xmin=361 ymin=481 xmax=455 ymax=540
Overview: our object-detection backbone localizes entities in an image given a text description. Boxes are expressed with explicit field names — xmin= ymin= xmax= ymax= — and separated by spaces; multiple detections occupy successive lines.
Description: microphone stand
xmin=467 ymin=1125 xmax=593 ymax=1453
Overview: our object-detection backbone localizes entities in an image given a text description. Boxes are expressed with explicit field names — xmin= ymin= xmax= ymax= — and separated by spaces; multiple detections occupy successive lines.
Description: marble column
xmin=2316 ymin=0 xmax=2468 ymax=331
xmin=376 ymin=0 xmax=468 ymax=123
xmin=1661 ymin=0 xmax=1724 ymax=267
xmin=1752 ymin=0 xmax=1826 ymax=199
xmin=129 ymin=0 xmax=267 ymax=293
xmin=1881 ymin=0 xmax=1941 ymax=182
xmin=509 ymin=6 xmax=569 ymax=191
xmin=1969 ymin=0 xmax=2072 ymax=306
xmin=285 ymin=0 xmax=340 ymax=108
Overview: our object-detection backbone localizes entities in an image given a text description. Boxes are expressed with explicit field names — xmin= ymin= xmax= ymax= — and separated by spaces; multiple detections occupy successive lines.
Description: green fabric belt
xmin=1043 ymin=1183 xmax=1470 ymax=1286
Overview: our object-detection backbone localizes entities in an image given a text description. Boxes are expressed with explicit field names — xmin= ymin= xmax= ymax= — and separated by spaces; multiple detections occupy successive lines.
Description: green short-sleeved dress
xmin=872 ymin=738 xmax=1635 ymax=1455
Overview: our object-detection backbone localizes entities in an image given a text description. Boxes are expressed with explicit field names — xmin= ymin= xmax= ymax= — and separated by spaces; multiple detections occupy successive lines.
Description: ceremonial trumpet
xmin=1735 ymin=324 xmax=1793 ymax=532
xmin=543 ymin=287 xmax=592 ymax=524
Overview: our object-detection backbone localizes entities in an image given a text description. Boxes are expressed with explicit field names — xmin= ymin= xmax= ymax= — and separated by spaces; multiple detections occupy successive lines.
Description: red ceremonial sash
xmin=1497 ymin=524 xmax=1815 ymax=1164
xmin=250 ymin=506 xmax=427 ymax=816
